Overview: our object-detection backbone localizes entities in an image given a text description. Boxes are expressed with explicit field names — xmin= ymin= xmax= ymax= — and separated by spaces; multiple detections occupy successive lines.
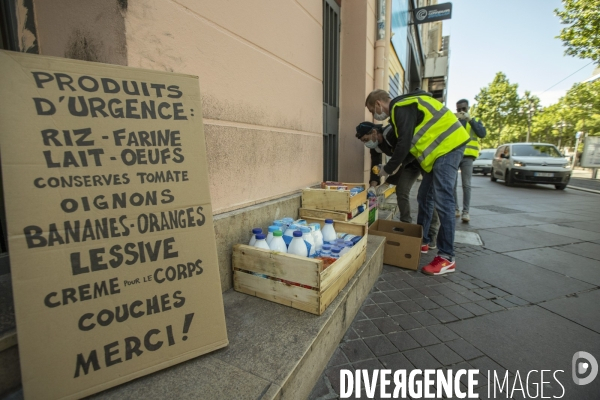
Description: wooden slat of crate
xmin=319 ymin=248 xmax=367 ymax=314
xmin=349 ymin=190 xmax=367 ymax=211
xmin=299 ymin=207 xmax=349 ymax=221
xmin=350 ymin=209 xmax=369 ymax=226
xmin=299 ymin=203 xmax=368 ymax=226
xmin=319 ymin=233 xmax=367 ymax=290
xmin=232 ymin=244 xmax=320 ymax=287
xmin=303 ymin=217 xmax=366 ymax=239
xmin=383 ymin=185 xmax=396 ymax=198
xmin=234 ymin=271 xmax=320 ymax=314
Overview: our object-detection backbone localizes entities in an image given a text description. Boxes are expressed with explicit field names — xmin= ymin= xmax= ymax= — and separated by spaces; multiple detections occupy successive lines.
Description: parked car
xmin=472 ymin=149 xmax=495 ymax=175
xmin=491 ymin=143 xmax=572 ymax=190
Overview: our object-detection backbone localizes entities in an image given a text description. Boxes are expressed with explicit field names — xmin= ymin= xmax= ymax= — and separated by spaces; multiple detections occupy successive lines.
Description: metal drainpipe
xmin=374 ymin=0 xmax=387 ymax=90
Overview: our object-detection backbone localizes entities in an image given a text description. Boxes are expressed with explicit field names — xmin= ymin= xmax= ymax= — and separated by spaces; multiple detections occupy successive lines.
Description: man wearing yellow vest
xmin=365 ymin=89 xmax=470 ymax=276
xmin=454 ymin=99 xmax=487 ymax=223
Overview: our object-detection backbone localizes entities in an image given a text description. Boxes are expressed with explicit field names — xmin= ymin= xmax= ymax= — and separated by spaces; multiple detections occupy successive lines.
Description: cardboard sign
xmin=0 ymin=51 xmax=228 ymax=400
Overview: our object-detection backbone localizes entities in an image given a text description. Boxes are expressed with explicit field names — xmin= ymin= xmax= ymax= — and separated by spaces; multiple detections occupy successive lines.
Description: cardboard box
xmin=369 ymin=220 xmax=422 ymax=270
xmin=233 ymin=219 xmax=367 ymax=315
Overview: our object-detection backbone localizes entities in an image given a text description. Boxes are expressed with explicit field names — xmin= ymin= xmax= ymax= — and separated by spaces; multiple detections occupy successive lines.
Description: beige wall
xmin=29 ymin=0 xmax=388 ymax=213
xmin=124 ymin=0 xmax=323 ymax=214
xmin=338 ymin=0 xmax=378 ymax=184
xmin=34 ymin=0 xmax=127 ymax=65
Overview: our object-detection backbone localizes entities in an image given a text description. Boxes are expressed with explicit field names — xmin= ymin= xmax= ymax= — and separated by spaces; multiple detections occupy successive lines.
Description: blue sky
xmin=442 ymin=0 xmax=597 ymax=108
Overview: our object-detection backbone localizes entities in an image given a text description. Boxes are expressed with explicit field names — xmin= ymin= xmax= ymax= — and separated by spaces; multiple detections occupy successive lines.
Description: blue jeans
xmin=417 ymin=145 xmax=465 ymax=260
xmin=453 ymin=157 xmax=474 ymax=212
xmin=395 ymin=166 xmax=440 ymax=240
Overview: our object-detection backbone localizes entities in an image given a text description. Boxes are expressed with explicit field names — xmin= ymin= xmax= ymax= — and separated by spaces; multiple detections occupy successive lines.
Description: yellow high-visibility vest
xmin=390 ymin=95 xmax=470 ymax=172
xmin=464 ymin=118 xmax=482 ymax=158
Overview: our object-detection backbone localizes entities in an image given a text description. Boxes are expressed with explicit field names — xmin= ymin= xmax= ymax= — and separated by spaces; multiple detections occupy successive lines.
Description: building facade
xmin=0 ymin=0 xmax=449 ymax=287
xmin=0 ymin=0 xmax=451 ymax=394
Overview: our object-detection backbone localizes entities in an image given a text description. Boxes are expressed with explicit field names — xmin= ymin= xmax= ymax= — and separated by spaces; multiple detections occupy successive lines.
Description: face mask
xmin=373 ymin=103 xmax=388 ymax=121
xmin=364 ymin=140 xmax=378 ymax=149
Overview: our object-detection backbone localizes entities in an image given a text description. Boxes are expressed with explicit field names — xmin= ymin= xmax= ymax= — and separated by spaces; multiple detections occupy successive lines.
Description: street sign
xmin=413 ymin=2 xmax=453 ymax=24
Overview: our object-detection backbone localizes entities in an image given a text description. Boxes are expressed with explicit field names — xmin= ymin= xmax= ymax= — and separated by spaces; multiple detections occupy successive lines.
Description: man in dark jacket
xmin=364 ymin=89 xmax=469 ymax=276
xmin=356 ymin=121 xmax=439 ymax=251
xmin=453 ymin=99 xmax=487 ymax=223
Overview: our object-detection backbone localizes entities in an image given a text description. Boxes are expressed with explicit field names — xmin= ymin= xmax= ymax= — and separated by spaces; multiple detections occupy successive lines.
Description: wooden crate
xmin=299 ymin=203 xmax=368 ymax=226
xmin=233 ymin=219 xmax=368 ymax=315
xmin=383 ymin=185 xmax=396 ymax=198
xmin=301 ymin=183 xmax=367 ymax=213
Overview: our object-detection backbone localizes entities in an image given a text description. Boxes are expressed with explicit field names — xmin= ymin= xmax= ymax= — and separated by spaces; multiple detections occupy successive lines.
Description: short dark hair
xmin=365 ymin=90 xmax=391 ymax=108
xmin=457 ymin=99 xmax=469 ymax=106
xmin=355 ymin=122 xmax=382 ymax=139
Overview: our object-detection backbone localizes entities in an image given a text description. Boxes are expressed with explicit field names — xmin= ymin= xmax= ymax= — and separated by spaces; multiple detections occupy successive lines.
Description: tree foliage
xmin=472 ymin=72 xmax=520 ymax=147
xmin=471 ymin=73 xmax=600 ymax=151
xmin=555 ymin=0 xmax=600 ymax=63
xmin=516 ymin=91 xmax=542 ymax=142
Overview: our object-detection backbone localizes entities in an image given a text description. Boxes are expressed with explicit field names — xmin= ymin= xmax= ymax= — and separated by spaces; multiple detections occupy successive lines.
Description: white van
xmin=491 ymin=143 xmax=572 ymax=190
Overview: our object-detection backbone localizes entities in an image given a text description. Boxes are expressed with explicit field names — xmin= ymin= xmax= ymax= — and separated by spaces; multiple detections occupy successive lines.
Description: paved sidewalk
xmin=569 ymin=177 xmax=600 ymax=192
xmin=568 ymin=168 xmax=600 ymax=192
xmin=310 ymin=175 xmax=600 ymax=399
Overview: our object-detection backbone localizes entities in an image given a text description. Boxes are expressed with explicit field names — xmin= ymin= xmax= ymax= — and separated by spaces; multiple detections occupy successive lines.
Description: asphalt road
xmin=311 ymin=173 xmax=600 ymax=400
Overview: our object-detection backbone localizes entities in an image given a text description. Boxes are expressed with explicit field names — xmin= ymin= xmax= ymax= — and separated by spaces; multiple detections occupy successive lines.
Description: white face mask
xmin=373 ymin=103 xmax=388 ymax=121
xmin=364 ymin=140 xmax=379 ymax=149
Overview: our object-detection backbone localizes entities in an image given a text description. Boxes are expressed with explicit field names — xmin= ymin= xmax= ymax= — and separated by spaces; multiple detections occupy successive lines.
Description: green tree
xmin=562 ymin=80 xmax=600 ymax=134
xmin=515 ymin=91 xmax=542 ymax=142
xmin=530 ymin=103 xmax=562 ymax=144
xmin=472 ymin=72 xmax=521 ymax=147
xmin=555 ymin=0 xmax=600 ymax=62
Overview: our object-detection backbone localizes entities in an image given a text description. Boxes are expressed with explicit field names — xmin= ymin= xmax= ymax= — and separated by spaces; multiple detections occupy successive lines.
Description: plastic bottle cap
xmin=255 ymin=234 xmax=266 ymax=240
xmin=325 ymin=219 xmax=334 ymax=224
xmin=331 ymin=248 xmax=341 ymax=253
xmin=293 ymin=231 xmax=303 ymax=237
xmin=344 ymin=241 xmax=354 ymax=247
xmin=300 ymin=226 xmax=310 ymax=233
xmin=268 ymin=225 xmax=279 ymax=232
xmin=322 ymin=244 xmax=331 ymax=250
xmin=252 ymin=228 xmax=262 ymax=234
xmin=273 ymin=230 xmax=283 ymax=237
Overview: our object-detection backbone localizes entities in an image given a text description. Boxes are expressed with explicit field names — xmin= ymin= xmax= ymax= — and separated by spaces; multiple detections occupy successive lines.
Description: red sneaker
xmin=421 ymin=244 xmax=429 ymax=254
xmin=422 ymin=256 xmax=456 ymax=276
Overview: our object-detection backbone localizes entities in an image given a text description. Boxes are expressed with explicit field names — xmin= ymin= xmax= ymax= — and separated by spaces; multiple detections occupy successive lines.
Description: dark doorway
xmin=323 ymin=0 xmax=340 ymax=181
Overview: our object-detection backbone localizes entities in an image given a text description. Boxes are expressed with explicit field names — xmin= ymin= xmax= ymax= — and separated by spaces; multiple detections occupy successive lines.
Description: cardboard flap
xmin=372 ymin=219 xmax=423 ymax=238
